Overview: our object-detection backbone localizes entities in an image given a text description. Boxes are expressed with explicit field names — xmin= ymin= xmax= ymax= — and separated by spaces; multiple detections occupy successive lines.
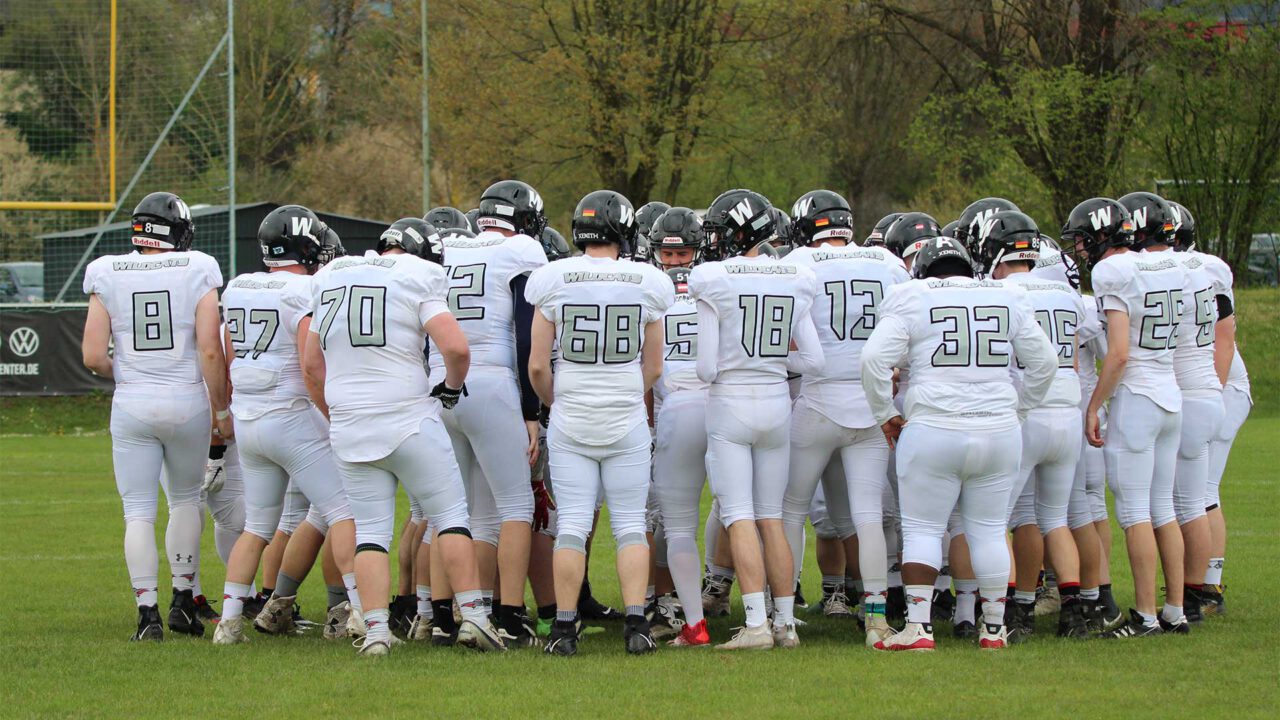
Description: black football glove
xmin=430 ymin=381 xmax=468 ymax=410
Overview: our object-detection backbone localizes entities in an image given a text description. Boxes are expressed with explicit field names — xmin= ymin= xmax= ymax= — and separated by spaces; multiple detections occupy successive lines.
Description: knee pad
xmin=554 ymin=532 xmax=587 ymax=554
xmin=717 ymin=500 xmax=754 ymax=527
xmin=901 ymin=534 xmax=943 ymax=571
xmin=430 ymin=503 xmax=471 ymax=536
xmin=471 ymin=516 xmax=501 ymax=546
xmin=616 ymin=531 xmax=649 ymax=551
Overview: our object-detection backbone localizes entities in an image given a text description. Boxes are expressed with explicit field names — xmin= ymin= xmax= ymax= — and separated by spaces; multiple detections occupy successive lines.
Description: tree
xmin=1144 ymin=1 xmax=1280 ymax=275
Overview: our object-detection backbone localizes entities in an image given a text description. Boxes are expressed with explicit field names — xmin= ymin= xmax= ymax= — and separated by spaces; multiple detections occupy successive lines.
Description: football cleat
xmin=931 ymin=588 xmax=956 ymax=624
xmin=347 ymin=606 xmax=367 ymax=639
xmin=458 ymin=618 xmax=508 ymax=652
xmin=670 ymin=619 xmax=711 ymax=647
xmin=354 ymin=637 xmax=391 ymax=657
xmin=715 ymin=624 xmax=774 ymax=651
xmin=886 ymin=586 xmax=907 ymax=627
xmin=1007 ymin=601 xmax=1035 ymax=644
xmin=192 ymin=594 xmax=221 ymax=624
xmin=292 ymin=603 xmax=316 ymax=631
xmin=1057 ymin=600 xmax=1089 ymax=639
xmin=952 ymin=620 xmax=977 ymax=640
xmin=822 ymin=588 xmax=855 ymax=618
xmin=579 ymin=594 xmax=623 ymax=622
xmin=872 ymin=621 xmax=934 ymax=652
xmin=794 ymin=582 xmax=808 ymax=610
xmin=865 ymin=615 xmax=896 ymax=647
xmin=212 ymin=615 xmax=248 ymax=645
xmin=388 ymin=595 xmax=416 ymax=638
xmin=1035 ymin=584 xmax=1061 ymax=617
xmin=497 ymin=611 xmax=541 ymax=649
xmin=650 ymin=596 xmax=684 ymax=641
xmin=1158 ymin=612 xmax=1190 ymax=635
xmin=978 ymin=623 xmax=1009 ymax=650
xmin=431 ymin=625 xmax=458 ymax=647
xmin=772 ymin=622 xmax=800 ymax=649
xmin=253 ymin=594 xmax=297 ymax=635
xmin=624 ymin=617 xmax=659 ymax=655
xmin=1102 ymin=609 xmax=1164 ymax=639
xmin=1199 ymin=584 xmax=1226 ymax=617
xmin=131 ymin=605 xmax=164 ymax=642
xmin=544 ymin=620 xmax=579 ymax=656
xmin=324 ymin=602 xmax=352 ymax=640
xmin=1097 ymin=590 xmax=1124 ymax=630
xmin=408 ymin=614 xmax=433 ymax=642
xmin=242 ymin=593 xmax=267 ymax=622
xmin=701 ymin=575 xmax=733 ymax=617
xmin=1183 ymin=586 xmax=1205 ymax=624
xmin=167 ymin=589 xmax=205 ymax=637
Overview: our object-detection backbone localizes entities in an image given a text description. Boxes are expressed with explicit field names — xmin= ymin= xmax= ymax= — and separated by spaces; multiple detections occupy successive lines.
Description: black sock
xmin=432 ymin=599 xmax=458 ymax=633
xmin=579 ymin=580 xmax=593 ymax=604
xmin=262 ymin=587 xmax=274 ymax=599
xmin=537 ymin=603 xmax=556 ymax=620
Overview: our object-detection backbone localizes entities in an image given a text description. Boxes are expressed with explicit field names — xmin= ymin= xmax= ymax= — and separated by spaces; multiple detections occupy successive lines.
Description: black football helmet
xmin=378 ymin=218 xmax=444 ymax=265
xmin=477 ymin=180 xmax=546 ymax=237
xmin=424 ymin=206 xmax=470 ymax=231
xmin=974 ymin=210 xmax=1041 ymax=273
xmin=540 ymin=226 xmax=571 ymax=261
xmin=634 ymin=202 xmax=671 ymax=262
xmin=1061 ymin=197 xmax=1134 ymax=268
xmin=884 ymin=212 xmax=941 ymax=261
xmin=258 ymin=205 xmax=324 ymax=268
xmin=703 ymin=189 xmax=776 ymax=258
xmin=941 ymin=220 xmax=960 ymax=238
xmin=769 ymin=207 xmax=793 ymax=253
xmin=1168 ymin=201 xmax=1195 ymax=251
xmin=317 ymin=224 xmax=345 ymax=266
xmin=465 ymin=208 xmax=480 ymax=232
xmin=790 ymin=190 xmax=854 ymax=247
xmin=442 ymin=226 xmax=476 ymax=241
xmin=648 ymin=207 xmax=704 ymax=268
xmin=955 ymin=197 xmax=1020 ymax=250
xmin=911 ymin=236 xmax=976 ymax=280
xmin=865 ymin=212 xmax=903 ymax=247
xmin=131 ymin=192 xmax=194 ymax=251
xmin=1119 ymin=192 xmax=1176 ymax=250
xmin=572 ymin=190 xmax=638 ymax=256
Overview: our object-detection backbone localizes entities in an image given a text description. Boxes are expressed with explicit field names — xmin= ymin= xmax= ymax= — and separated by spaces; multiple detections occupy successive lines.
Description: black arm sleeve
xmin=511 ymin=273 xmax=541 ymax=422
xmin=1216 ymin=294 xmax=1234 ymax=321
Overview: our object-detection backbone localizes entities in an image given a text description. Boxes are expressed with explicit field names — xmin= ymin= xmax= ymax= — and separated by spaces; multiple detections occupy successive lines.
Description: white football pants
xmin=705 ymin=383 xmax=791 ymax=526
xmin=1104 ymin=387 xmax=1181 ymax=529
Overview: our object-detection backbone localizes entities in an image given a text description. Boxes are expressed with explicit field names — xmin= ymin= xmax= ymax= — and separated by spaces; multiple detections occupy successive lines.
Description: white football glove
xmin=202 ymin=457 xmax=226 ymax=495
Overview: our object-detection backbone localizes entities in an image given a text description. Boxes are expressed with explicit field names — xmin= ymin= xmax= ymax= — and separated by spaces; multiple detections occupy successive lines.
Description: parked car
xmin=1248 ymin=233 xmax=1279 ymax=286
xmin=0 ymin=262 xmax=43 ymax=303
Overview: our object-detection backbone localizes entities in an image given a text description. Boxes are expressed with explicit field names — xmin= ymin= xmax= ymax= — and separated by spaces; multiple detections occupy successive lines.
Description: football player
xmin=861 ymin=236 xmax=1057 ymax=651
xmin=646 ymin=206 xmax=713 ymax=646
xmin=975 ymin=212 xmax=1094 ymax=639
xmin=431 ymin=180 xmax=549 ymax=646
xmin=781 ymin=189 xmax=909 ymax=646
xmin=1065 ymin=196 xmax=1189 ymax=637
xmin=305 ymin=217 xmax=504 ymax=655
xmin=633 ymin=201 xmax=672 ymax=264
xmin=689 ymin=189 xmax=824 ymax=650
xmin=81 ymin=191 xmax=231 ymax=640
xmin=210 ymin=206 xmax=361 ymax=644
xmin=526 ymin=190 xmax=674 ymax=656
xmin=864 ymin=212 xmax=904 ymax=247
xmin=425 ymin=206 xmax=472 ymax=231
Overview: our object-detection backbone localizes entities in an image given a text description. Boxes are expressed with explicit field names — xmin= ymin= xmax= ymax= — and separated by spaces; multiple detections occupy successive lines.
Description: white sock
xmin=416 ymin=585 xmax=433 ymax=617
xmin=124 ymin=519 xmax=159 ymax=607
xmin=1161 ymin=603 xmax=1183 ymax=623
xmin=456 ymin=590 xmax=487 ymax=624
xmin=480 ymin=589 xmax=494 ymax=614
xmin=165 ymin=505 xmax=201 ymax=591
xmin=934 ymin=572 xmax=952 ymax=592
xmin=905 ymin=585 xmax=932 ymax=624
xmin=742 ymin=591 xmax=766 ymax=628
xmin=222 ymin=581 xmax=252 ymax=620
xmin=1081 ymin=587 xmax=1100 ymax=601
xmin=773 ymin=595 xmax=795 ymax=628
xmin=1014 ymin=589 xmax=1036 ymax=605
xmin=955 ymin=580 xmax=978 ymax=624
xmin=343 ymin=573 xmax=362 ymax=613
xmin=364 ymin=608 xmax=391 ymax=643
xmin=1137 ymin=610 xmax=1158 ymax=627
xmin=193 ymin=574 xmax=203 ymax=598
xmin=1205 ymin=557 xmax=1224 ymax=586
xmin=979 ymin=587 xmax=1006 ymax=626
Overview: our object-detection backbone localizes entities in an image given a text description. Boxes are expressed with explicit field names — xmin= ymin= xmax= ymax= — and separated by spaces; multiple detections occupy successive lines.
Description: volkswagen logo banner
xmin=0 ymin=306 xmax=113 ymax=396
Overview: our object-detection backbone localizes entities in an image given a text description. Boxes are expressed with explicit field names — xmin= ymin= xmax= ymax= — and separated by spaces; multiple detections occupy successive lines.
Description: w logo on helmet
xmin=968 ymin=208 xmax=997 ymax=237
xmin=619 ymin=204 xmax=634 ymax=227
xmin=792 ymin=196 xmax=814 ymax=218
xmin=978 ymin=215 xmax=999 ymax=240
xmin=1088 ymin=205 xmax=1113 ymax=230
xmin=1130 ymin=207 xmax=1148 ymax=230
xmin=290 ymin=216 xmax=315 ymax=239
xmin=728 ymin=198 xmax=754 ymax=227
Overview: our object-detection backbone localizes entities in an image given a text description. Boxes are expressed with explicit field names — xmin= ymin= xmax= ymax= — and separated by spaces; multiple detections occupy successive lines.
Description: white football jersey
xmin=1091 ymin=249 xmax=1189 ymax=412
xmin=1173 ymin=250 xmax=1233 ymax=396
xmin=82 ymin=250 xmax=223 ymax=389
xmin=310 ymin=251 xmax=451 ymax=462
xmin=1002 ymin=273 xmax=1086 ymax=409
xmin=222 ymin=271 xmax=313 ymax=420
xmin=525 ymin=255 xmax=674 ymax=446
xmin=688 ymin=255 xmax=821 ymax=384
xmin=786 ymin=244 xmax=910 ymax=427
xmin=1076 ymin=294 xmax=1105 ymax=403
xmin=861 ymin=277 xmax=1057 ymax=431
xmin=427 ymin=230 xmax=547 ymax=375
xmin=655 ymin=269 xmax=703 ymax=401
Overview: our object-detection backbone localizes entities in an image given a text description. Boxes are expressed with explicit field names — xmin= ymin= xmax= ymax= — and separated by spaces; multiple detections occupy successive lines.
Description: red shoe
xmin=670 ymin=619 xmax=710 ymax=647
xmin=978 ymin=623 xmax=1009 ymax=649
xmin=873 ymin=621 xmax=935 ymax=652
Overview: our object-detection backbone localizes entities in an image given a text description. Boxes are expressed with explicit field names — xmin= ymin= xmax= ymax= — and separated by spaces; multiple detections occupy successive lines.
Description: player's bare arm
xmin=528 ymin=312 xmax=555 ymax=406
xmin=1087 ymin=309 xmax=1131 ymax=447
xmin=196 ymin=288 xmax=233 ymax=439
xmin=424 ymin=311 xmax=470 ymax=390
xmin=641 ymin=321 xmax=663 ymax=392
xmin=301 ymin=326 xmax=329 ymax=419
xmin=81 ymin=294 xmax=114 ymax=379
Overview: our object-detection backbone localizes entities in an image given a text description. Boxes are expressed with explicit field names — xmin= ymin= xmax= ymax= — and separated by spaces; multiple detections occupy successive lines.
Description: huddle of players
xmin=82 ymin=180 xmax=1248 ymax=655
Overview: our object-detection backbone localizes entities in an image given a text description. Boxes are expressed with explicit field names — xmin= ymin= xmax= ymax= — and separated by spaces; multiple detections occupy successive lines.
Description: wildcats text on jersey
xmin=726 ymin=264 xmax=797 ymax=275
xmin=111 ymin=257 xmax=191 ymax=271
xmin=563 ymin=271 xmax=643 ymax=284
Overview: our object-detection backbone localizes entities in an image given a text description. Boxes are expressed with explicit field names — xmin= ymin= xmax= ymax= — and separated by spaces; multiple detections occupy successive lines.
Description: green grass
xmin=1 ymin=423 xmax=1278 ymax=718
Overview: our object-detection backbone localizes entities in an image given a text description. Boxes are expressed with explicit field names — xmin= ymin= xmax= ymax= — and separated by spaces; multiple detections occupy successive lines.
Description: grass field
xmin=0 ymin=289 xmax=1277 ymax=718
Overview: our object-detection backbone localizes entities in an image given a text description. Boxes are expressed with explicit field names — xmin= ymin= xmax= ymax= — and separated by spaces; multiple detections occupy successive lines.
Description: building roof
xmin=38 ymin=202 xmax=390 ymax=239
